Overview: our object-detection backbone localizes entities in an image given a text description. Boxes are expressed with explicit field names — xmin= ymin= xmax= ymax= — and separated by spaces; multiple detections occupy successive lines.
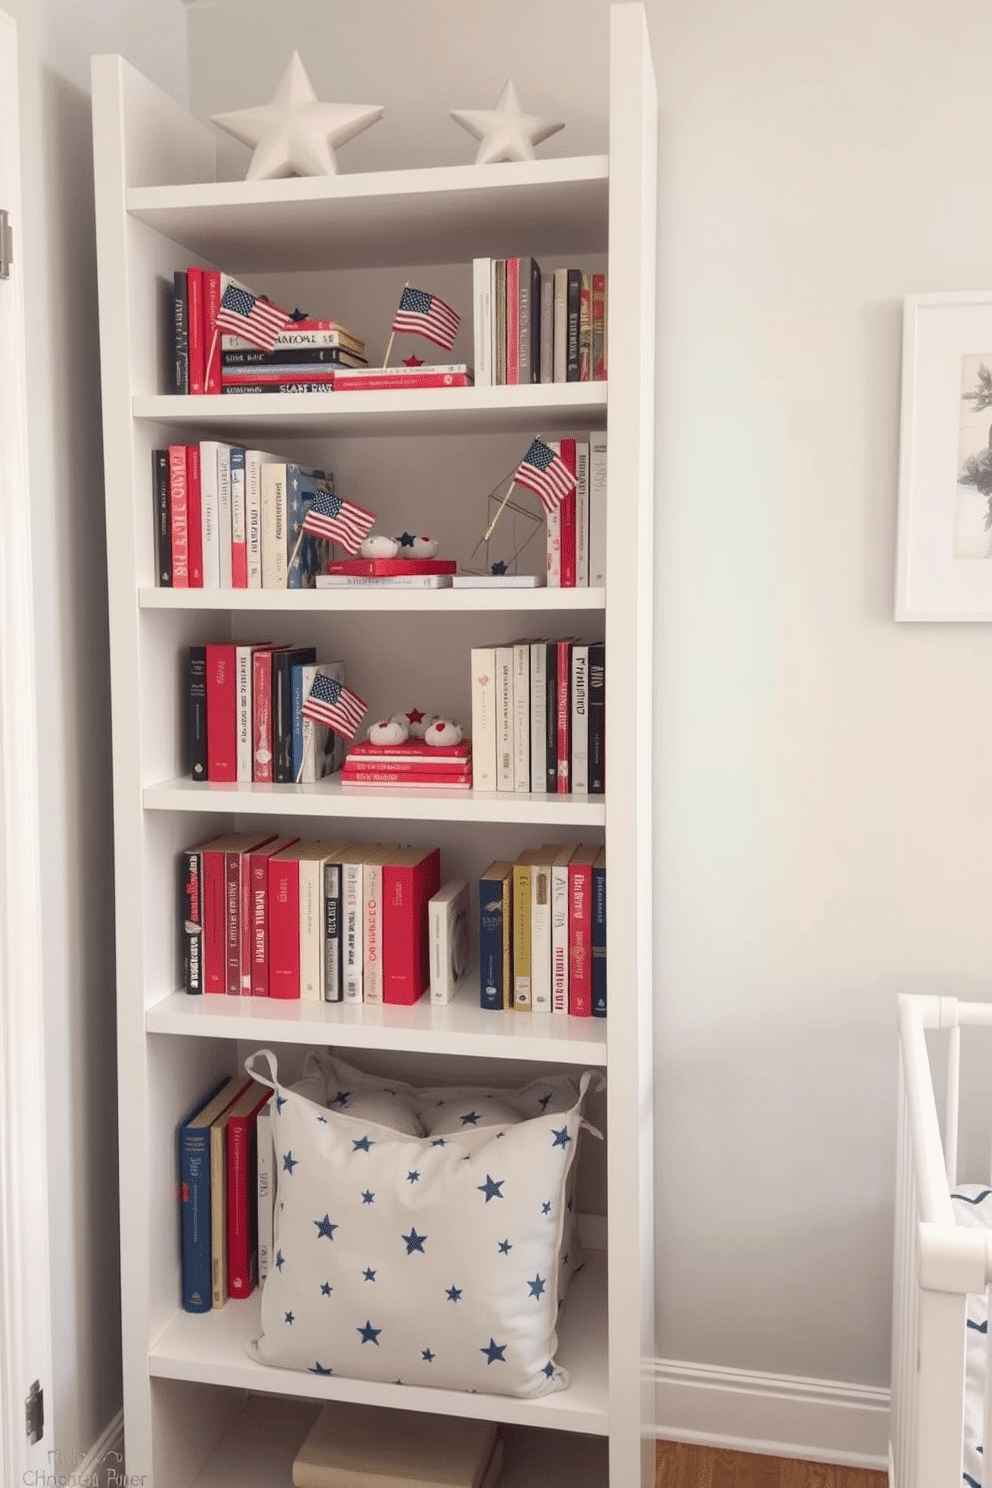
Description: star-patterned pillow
xmin=246 ymin=1049 xmax=600 ymax=1398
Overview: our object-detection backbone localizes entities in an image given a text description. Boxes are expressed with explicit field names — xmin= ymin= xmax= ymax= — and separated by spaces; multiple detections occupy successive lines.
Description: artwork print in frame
xmin=896 ymin=290 xmax=992 ymax=620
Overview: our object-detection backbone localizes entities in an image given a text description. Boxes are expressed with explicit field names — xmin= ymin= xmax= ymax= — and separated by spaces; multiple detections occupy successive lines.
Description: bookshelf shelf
xmin=138 ymin=586 xmax=607 ymax=614
xmin=149 ymin=1249 xmax=608 ymax=1434
xmin=92 ymin=7 xmax=655 ymax=1484
xmin=133 ymin=382 xmax=607 ymax=440
xmin=146 ymin=988 xmax=608 ymax=1065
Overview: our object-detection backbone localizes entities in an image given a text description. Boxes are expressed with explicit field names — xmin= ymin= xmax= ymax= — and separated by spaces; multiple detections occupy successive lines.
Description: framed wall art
xmin=896 ymin=290 xmax=992 ymax=620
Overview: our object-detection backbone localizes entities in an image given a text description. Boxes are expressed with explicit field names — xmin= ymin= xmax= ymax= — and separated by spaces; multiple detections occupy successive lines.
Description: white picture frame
xmin=897 ymin=289 xmax=992 ymax=620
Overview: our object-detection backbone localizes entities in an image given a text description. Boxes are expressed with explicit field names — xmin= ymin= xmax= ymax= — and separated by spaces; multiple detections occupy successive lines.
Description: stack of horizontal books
xmin=221 ymin=318 xmax=367 ymax=395
xmin=341 ymin=737 xmax=472 ymax=789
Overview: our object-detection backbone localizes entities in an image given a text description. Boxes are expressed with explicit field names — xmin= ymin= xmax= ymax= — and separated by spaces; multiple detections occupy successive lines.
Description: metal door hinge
xmin=0 ymin=209 xmax=12 ymax=279
xmin=25 ymin=1380 xmax=43 ymax=1444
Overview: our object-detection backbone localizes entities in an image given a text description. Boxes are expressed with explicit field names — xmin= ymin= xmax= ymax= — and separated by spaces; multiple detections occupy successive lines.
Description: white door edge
xmin=0 ymin=9 xmax=54 ymax=1483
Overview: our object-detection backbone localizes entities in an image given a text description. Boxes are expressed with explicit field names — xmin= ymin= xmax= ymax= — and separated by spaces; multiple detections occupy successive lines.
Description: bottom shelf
xmin=183 ymin=1393 xmax=609 ymax=1488
xmin=150 ymin=1248 xmax=608 ymax=1436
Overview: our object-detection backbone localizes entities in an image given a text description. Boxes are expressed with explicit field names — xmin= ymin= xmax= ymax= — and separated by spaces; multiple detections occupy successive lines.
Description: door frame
xmin=0 ymin=9 xmax=54 ymax=1484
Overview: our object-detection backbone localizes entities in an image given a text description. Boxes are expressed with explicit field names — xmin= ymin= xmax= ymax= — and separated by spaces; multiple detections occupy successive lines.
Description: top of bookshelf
xmin=125 ymin=156 xmax=610 ymax=272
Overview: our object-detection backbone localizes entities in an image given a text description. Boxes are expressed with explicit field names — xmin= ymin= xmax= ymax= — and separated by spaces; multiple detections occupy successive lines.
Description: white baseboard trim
xmin=76 ymin=1410 xmax=125 ymax=1488
xmin=652 ymin=1358 xmax=890 ymax=1469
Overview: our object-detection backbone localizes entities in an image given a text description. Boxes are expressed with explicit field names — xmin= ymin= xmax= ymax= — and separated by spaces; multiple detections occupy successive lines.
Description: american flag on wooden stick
xmin=391 ymin=286 xmax=460 ymax=350
xmin=301 ymin=488 xmax=376 ymax=554
xmin=302 ymin=674 xmax=367 ymax=741
xmin=215 ymin=283 xmax=292 ymax=353
xmin=512 ymin=438 xmax=576 ymax=514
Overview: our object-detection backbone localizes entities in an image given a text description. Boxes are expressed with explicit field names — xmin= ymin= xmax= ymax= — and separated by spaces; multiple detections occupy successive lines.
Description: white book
xmin=571 ymin=643 xmax=590 ymax=794
xmin=256 ymin=1101 xmax=274 ymax=1283
xmin=539 ymin=271 xmax=554 ymax=384
xmin=530 ymin=854 xmax=552 ymax=1013
xmin=216 ymin=443 xmax=233 ymax=589
xmin=450 ymin=573 xmax=545 ymax=589
xmin=589 ymin=433 xmax=608 ymax=588
xmin=495 ymin=645 xmax=514 ymax=791
xmin=472 ymin=257 xmax=492 ymax=388
xmin=575 ymin=439 xmax=590 ymax=589
xmin=553 ymin=267 xmax=569 ymax=382
xmin=551 ymin=848 xmax=571 ymax=1014
xmin=299 ymin=844 xmax=333 ymax=1002
xmin=546 ymin=438 xmax=561 ymax=588
xmin=315 ymin=574 xmax=453 ymax=589
xmin=245 ymin=450 xmax=279 ymax=589
xmin=342 ymin=853 xmax=365 ymax=1003
xmin=198 ymin=441 xmax=220 ymax=589
xmin=470 ymin=646 xmax=498 ymax=791
xmin=229 ymin=446 xmax=246 ymax=586
xmin=235 ymin=643 xmax=261 ymax=783
xmin=362 ymin=849 xmax=386 ymax=1006
xmin=529 ymin=640 xmax=547 ymax=797
xmin=297 ymin=661 xmax=345 ymax=784
xmin=512 ymin=640 xmax=530 ymax=792
xmin=429 ymin=879 xmax=471 ymax=1005
xmin=260 ymin=461 xmax=288 ymax=590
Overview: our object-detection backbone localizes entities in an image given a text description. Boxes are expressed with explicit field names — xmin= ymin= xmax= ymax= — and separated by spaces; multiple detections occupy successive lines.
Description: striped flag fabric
xmin=214 ymin=283 xmax=292 ymax=353
xmin=301 ymin=674 xmax=367 ymax=740
xmin=391 ymin=286 xmax=460 ymax=351
xmin=301 ymin=488 xmax=376 ymax=554
xmin=512 ymin=439 xmax=576 ymax=514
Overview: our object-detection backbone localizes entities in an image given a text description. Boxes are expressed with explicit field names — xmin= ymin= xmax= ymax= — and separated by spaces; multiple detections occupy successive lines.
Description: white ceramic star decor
xmin=211 ymin=52 xmax=384 ymax=180
xmin=450 ymin=80 xmax=564 ymax=165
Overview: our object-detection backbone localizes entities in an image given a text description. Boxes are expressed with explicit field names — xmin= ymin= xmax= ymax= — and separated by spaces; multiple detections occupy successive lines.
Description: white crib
xmin=893 ymin=994 xmax=992 ymax=1487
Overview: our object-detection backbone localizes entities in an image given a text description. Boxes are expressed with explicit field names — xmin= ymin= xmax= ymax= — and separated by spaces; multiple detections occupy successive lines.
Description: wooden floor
xmin=655 ymin=1440 xmax=887 ymax=1487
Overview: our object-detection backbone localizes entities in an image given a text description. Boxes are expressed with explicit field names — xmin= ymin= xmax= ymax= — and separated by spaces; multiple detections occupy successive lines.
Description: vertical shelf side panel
xmin=603 ymin=7 xmax=659 ymax=1486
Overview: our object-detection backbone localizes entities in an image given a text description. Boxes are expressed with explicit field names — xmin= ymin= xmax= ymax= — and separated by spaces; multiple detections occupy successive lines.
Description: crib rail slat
xmin=946 ymin=1023 xmax=960 ymax=1191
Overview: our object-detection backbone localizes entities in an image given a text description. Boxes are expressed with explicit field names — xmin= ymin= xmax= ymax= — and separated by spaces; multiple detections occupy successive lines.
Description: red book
xmin=591 ymin=273 xmax=607 ymax=381
xmin=567 ymin=844 xmax=598 ymax=1016
xmin=225 ymin=1083 xmax=271 ymax=1298
xmin=342 ymin=768 xmax=473 ymax=786
xmin=333 ymin=371 xmax=473 ymax=391
xmin=205 ymin=642 xmax=237 ymax=782
xmin=251 ymin=645 xmax=280 ymax=784
xmin=200 ymin=832 xmax=272 ymax=994
xmin=381 ymin=846 xmax=442 ymax=1005
xmin=267 ymin=842 xmax=313 ymax=1000
xmin=558 ymin=437 xmax=577 ymax=589
xmin=343 ymin=749 xmax=471 ymax=770
xmin=556 ymin=639 xmax=572 ymax=794
xmin=203 ymin=269 xmax=222 ymax=394
xmin=185 ymin=443 xmax=203 ymax=587
xmin=228 ymin=834 xmax=278 ymax=995
xmin=325 ymin=558 xmax=457 ymax=578
xmin=187 ymin=266 xmax=205 ymax=394
xmin=505 ymin=257 xmax=520 ymax=384
xmin=168 ymin=444 xmax=189 ymax=588
xmin=220 ymin=370 xmax=336 ymax=388
xmin=248 ymin=837 xmax=299 ymax=997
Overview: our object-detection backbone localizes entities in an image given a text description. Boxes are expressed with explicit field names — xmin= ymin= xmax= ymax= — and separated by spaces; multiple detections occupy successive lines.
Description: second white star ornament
xmin=450 ymin=79 xmax=564 ymax=165
xmin=211 ymin=52 xmax=384 ymax=180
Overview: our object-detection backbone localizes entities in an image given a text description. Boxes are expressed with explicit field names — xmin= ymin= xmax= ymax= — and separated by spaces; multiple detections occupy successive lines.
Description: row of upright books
xmin=180 ymin=832 xmax=441 ymax=1005
xmin=470 ymin=639 xmax=605 ymax=795
xmin=479 ymin=845 xmax=606 ymax=1017
xmin=153 ymin=445 xmax=331 ymax=589
xmin=472 ymin=259 xmax=607 ymax=386
xmin=170 ymin=265 xmax=368 ymax=395
xmin=187 ymin=642 xmax=347 ymax=784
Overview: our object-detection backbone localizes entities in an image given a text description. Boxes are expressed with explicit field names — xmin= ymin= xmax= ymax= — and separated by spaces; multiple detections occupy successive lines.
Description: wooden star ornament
xmin=211 ymin=52 xmax=384 ymax=180
xmin=450 ymin=80 xmax=564 ymax=165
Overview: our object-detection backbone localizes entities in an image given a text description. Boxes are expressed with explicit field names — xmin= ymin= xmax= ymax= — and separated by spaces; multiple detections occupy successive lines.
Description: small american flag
xmin=301 ymin=488 xmax=376 ymax=554
xmin=302 ymin=674 xmax=367 ymax=740
xmin=215 ymin=283 xmax=292 ymax=353
xmin=512 ymin=439 xmax=576 ymax=514
xmin=391 ymin=286 xmax=460 ymax=351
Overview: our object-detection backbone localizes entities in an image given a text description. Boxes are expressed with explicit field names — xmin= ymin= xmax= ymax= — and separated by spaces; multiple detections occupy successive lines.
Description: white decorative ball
xmin=360 ymin=534 xmax=400 ymax=559
xmin=392 ymin=709 xmax=435 ymax=740
xmin=425 ymin=719 xmax=464 ymax=746
xmin=407 ymin=535 xmax=439 ymax=559
xmin=367 ymin=718 xmax=408 ymax=746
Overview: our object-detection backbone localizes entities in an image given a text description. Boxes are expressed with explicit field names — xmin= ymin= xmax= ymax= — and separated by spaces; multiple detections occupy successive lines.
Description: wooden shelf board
xmin=132 ymin=383 xmax=607 ymax=440
xmin=143 ymin=778 xmax=607 ymax=826
xmin=139 ymin=586 xmax=606 ymax=614
xmin=126 ymin=156 xmax=609 ymax=272
xmin=145 ymin=987 xmax=608 ymax=1066
xmin=150 ymin=1250 xmax=609 ymax=1436
xmin=187 ymin=1396 xmax=608 ymax=1488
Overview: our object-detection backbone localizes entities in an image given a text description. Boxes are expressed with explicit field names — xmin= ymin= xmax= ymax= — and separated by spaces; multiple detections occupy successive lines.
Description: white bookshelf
xmin=91 ymin=7 xmax=656 ymax=1485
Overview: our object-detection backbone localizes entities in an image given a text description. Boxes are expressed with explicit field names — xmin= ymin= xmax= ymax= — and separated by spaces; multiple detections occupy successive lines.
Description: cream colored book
xmin=292 ymin=1400 xmax=498 ymax=1488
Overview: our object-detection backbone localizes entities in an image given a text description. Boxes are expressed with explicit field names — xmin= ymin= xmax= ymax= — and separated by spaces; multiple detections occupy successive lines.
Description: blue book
xmin=591 ymin=849 xmax=607 ymax=1018
xmin=178 ymin=1074 xmax=250 ymax=1313
xmin=478 ymin=862 xmax=512 ymax=1011
xmin=287 ymin=465 xmax=332 ymax=588
xmin=271 ymin=646 xmax=316 ymax=783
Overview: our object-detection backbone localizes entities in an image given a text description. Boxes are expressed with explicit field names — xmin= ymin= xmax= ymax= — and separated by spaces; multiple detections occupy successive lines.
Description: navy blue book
xmin=478 ymin=862 xmax=512 ymax=1011
xmin=592 ymin=848 xmax=607 ymax=1018
xmin=179 ymin=1075 xmax=249 ymax=1313
xmin=588 ymin=642 xmax=605 ymax=795
xmin=272 ymin=646 xmax=316 ymax=783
